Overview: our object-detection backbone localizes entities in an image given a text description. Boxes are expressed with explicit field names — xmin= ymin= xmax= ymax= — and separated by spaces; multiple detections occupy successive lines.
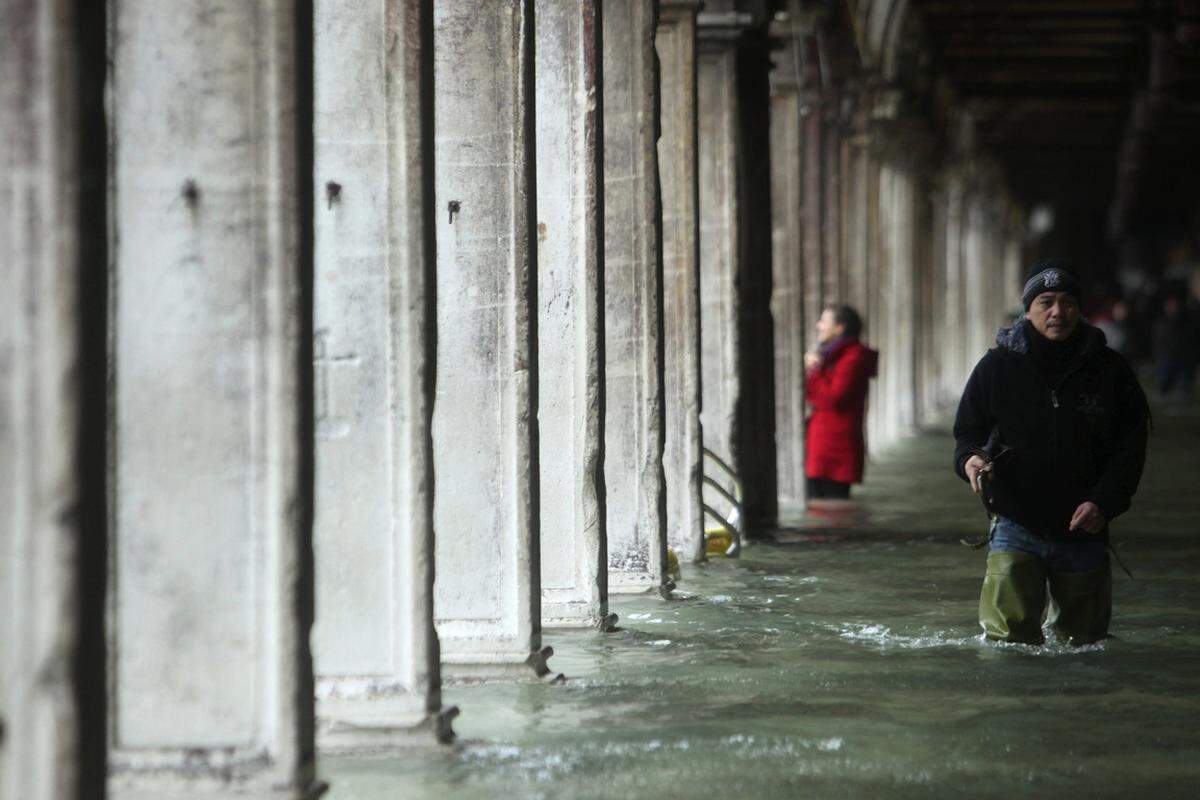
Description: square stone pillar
xmin=943 ymin=172 xmax=968 ymax=390
xmin=312 ymin=0 xmax=454 ymax=748
xmin=822 ymin=96 xmax=844 ymax=304
xmin=432 ymin=0 xmax=554 ymax=678
xmin=964 ymin=194 xmax=989 ymax=369
xmin=656 ymin=1 xmax=705 ymax=563
xmin=602 ymin=0 xmax=669 ymax=594
xmin=802 ymin=89 xmax=826 ymax=358
xmin=897 ymin=168 xmax=920 ymax=434
xmin=534 ymin=0 xmax=612 ymax=629
xmin=1 ymin=1 xmax=104 ymax=795
xmin=107 ymin=1 xmax=320 ymax=797
xmin=696 ymin=22 xmax=743 ymax=501
xmin=767 ymin=25 xmax=806 ymax=517
xmin=842 ymin=116 xmax=873 ymax=320
xmin=878 ymin=161 xmax=917 ymax=442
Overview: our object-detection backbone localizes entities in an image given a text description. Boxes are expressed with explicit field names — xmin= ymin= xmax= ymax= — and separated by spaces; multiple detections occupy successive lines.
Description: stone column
xmin=696 ymin=14 xmax=744 ymax=508
xmin=432 ymin=0 xmax=554 ymax=678
xmin=107 ymin=1 xmax=320 ymax=796
xmin=964 ymin=191 xmax=989 ymax=368
xmin=535 ymin=0 xmax=611 ymax=628
xmin=842 ymin=123 xmax=872 ymax=317
xmin=927 ymin=180 xmax=952 ymax=412
xmin=312 ymin=0 xmax=454 ymax=749
xmin=602 ymin=0 xmax=669 ymax=594
xmin=913 ymin=172 xmax=938 ymax=426
xmin=1 ymin=1 xmax=104 ymax=795
xmin=656 ymin=1 xmax=706 ymax=562
xmin=768 ymin=21 xmax=806 ymax=517
xmin=735 ymin=30 xmax=780 ymax=534
xmin=801 ymin=86 xmax=826 ymax=358
xmin=881 ymin=160 xmax=917 ymax=439
xmin=822 ymin=93 xmax=844 ymax=305
xmin=943 ymin=171 xmax=968 ymax=390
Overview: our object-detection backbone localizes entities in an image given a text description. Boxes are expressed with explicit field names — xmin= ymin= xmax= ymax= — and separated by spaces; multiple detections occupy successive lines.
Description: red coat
xmin=805 ymin=337 xmax=879 ymax=484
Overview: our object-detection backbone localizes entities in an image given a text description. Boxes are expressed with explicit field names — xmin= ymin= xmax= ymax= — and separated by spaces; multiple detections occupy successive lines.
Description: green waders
xmin=978 ymin=551 xmax=1112 ymax=646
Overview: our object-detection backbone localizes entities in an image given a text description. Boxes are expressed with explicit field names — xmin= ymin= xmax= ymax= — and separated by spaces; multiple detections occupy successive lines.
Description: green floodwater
xmin=321 ymin=406 xmax=1200 ymax=799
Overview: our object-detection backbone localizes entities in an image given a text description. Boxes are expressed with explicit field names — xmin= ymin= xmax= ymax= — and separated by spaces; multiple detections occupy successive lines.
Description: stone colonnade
xmin=3 ymin=1 xmax=1028 ymax=795
xmin=768 ymin=18 xmax=1024 ymax=519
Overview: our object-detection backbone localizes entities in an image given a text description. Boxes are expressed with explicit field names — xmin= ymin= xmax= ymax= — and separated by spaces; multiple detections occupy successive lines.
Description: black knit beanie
xmin=1022 ymin=258 xmax=1082 ymax=309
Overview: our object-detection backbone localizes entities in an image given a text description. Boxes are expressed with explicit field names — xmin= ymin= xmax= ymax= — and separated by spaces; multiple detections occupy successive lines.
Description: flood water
xmin=322 ymin=406 xmax=1200 ymax=799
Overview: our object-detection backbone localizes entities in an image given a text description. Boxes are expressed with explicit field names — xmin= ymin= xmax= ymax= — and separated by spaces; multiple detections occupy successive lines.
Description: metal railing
xmin=702 ymin=447 xmax=742 ymax=557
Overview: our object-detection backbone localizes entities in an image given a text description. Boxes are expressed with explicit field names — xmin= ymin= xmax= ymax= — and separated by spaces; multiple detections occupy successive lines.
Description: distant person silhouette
xmin=804 ymin=305 xmax=878 ymax=502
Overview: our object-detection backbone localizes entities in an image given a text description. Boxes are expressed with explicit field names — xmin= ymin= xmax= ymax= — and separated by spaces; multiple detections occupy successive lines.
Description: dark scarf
xmin=1027 ymin=324 xmax=1083 ymax=384
xmin=818 ymin=334 xmax=851 ymax=360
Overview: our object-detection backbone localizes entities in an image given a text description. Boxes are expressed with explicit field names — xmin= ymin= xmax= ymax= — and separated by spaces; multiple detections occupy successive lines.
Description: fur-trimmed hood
xmin=994 ymin=317 xmax=1108 ymax=358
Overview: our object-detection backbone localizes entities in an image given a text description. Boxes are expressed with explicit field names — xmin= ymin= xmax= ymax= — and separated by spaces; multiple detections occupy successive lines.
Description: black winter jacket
xmin=953 ymin=319 xmax=1149 ymax=542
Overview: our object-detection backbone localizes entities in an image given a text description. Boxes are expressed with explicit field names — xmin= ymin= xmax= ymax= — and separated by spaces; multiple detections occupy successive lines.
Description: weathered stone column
xmin=656 ymin=0 xmax=705 ymax=562
xmin=942 ymin=170 xmax=969 ymax=391
xmin=768 ymin=20 xmax=806 ymax=517
xmin=913 ymin=172 xmax=939 ymax=427
xmin=880 ymin=160 xmax=917 ymax=440
xmin=735 ymin=27 xmax=780 ymax=534
xmin=842 ymin=116 xmax=873 ymax=318
xmin=964 ymin=191 xmax=989 ymax=369
xmin=602 ymin=0 xmax=669 ymax=593
xmin=1 ymin=1 xmax=104 ymax=795
xmin=801 ymin=85 xmax=826 ymax=358
xmin=107 ymin=1 xmax=320 ymax=796
xmin=312 ymin=0 xmax=454 ymax=748
xmin=822 ymin=92 xmax=844 ymax=304
xmin=432 ymin=0 xmax=554 ymax=677
xmin=535 ymin=0 xmax=611 ymax=628
xmin=697 ymin=12 xmax=745 ymax=512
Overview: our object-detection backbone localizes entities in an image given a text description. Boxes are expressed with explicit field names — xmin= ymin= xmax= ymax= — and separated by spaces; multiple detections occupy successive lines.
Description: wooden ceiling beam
xmin=954 ymin=81 xmax=1129 ymax=97
xmin=941 ymin=46 xmax=1134 ymax=59
xmin=947 ymin=66 xmax=1131 ymax=83
xmin=917 ymin=1 xmax=1141 ymax=17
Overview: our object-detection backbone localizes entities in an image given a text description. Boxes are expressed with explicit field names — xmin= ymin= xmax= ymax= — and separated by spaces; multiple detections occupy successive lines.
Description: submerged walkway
xmin=323 ymin=406 xmax=1200 ymax=799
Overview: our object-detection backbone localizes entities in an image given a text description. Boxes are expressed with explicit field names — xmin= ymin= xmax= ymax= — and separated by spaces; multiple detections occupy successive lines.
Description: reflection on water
xmin=322 ymin=408 xmax=1200 ymax=799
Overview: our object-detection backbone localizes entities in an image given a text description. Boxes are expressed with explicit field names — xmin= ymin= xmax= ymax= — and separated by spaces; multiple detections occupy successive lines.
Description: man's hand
xmin=1069 ymin=501 xmax=1106 ymax=534
xmin=804 ymin=352 xmax=821 ymax=370
xmin=964 ymin=454 xmax=993 ymax=494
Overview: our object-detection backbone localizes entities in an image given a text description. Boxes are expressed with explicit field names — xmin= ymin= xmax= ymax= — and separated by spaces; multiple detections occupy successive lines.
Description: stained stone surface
xmin=107 ymin=1 xmax=317 ymax=795
xmin=535 ymin=0 xmax=608 ymax=629
xmin=697 ymin=46 xmax=741 ymax=473
xmin=312 ymin=0 xmax=450 ymax=748
xmin=432 ymin=0 xmax=550 ymax=676
xmin=0 ymin=1 xmax=83 ymax=796
xmin=768 ymin=66 xmax=806 ymax=516
xmin=601 ymin=0 xmax=668 ymax=594
xmin=657 ymin=1 xmax=706 ymax=563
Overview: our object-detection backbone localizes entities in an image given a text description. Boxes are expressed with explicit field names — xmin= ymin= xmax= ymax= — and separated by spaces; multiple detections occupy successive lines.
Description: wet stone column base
xmin=106 ymin=0 xmax=320 ymax=796
xmin=535 ymin=0 xmax=612 ymax=631
xmin=602 ymin=0 xmax=670 ymax=596
xmin=431 ymin=0 xmax=555 ymax=681
xmin=657 ymin=0 xmax=707 ymax=564
xmin=311 ymin=0 xmax=454 ymax=751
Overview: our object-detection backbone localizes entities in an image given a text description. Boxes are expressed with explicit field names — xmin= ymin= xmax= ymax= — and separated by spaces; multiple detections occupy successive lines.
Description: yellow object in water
xmin=666 ymin=548 xmax=681 ymax=581
xmin=705 ymin=529 xmax=733 ymax=556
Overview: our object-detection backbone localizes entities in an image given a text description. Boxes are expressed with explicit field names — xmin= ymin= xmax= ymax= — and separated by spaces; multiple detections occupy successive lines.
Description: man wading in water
xmin=953 ymin=259 xmax=1149 ymax=645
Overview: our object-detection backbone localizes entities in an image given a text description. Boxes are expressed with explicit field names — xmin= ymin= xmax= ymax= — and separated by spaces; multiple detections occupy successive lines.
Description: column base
xmin=609 ymin=573 xmax=675 ymax=596
xmin=317 ymin=703 xmax=458 ymax=753
xmin=442 ymin=646 xmax=565 ymax=683
xmin=543 ymin=608 xmax=620 ymax=631
xmin=110 ymin=776 xmax=327 ymax=800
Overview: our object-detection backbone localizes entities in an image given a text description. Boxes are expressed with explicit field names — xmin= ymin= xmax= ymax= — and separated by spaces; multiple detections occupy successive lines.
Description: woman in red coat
xmin=804 ymin=305 xmax=878 ymax=500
